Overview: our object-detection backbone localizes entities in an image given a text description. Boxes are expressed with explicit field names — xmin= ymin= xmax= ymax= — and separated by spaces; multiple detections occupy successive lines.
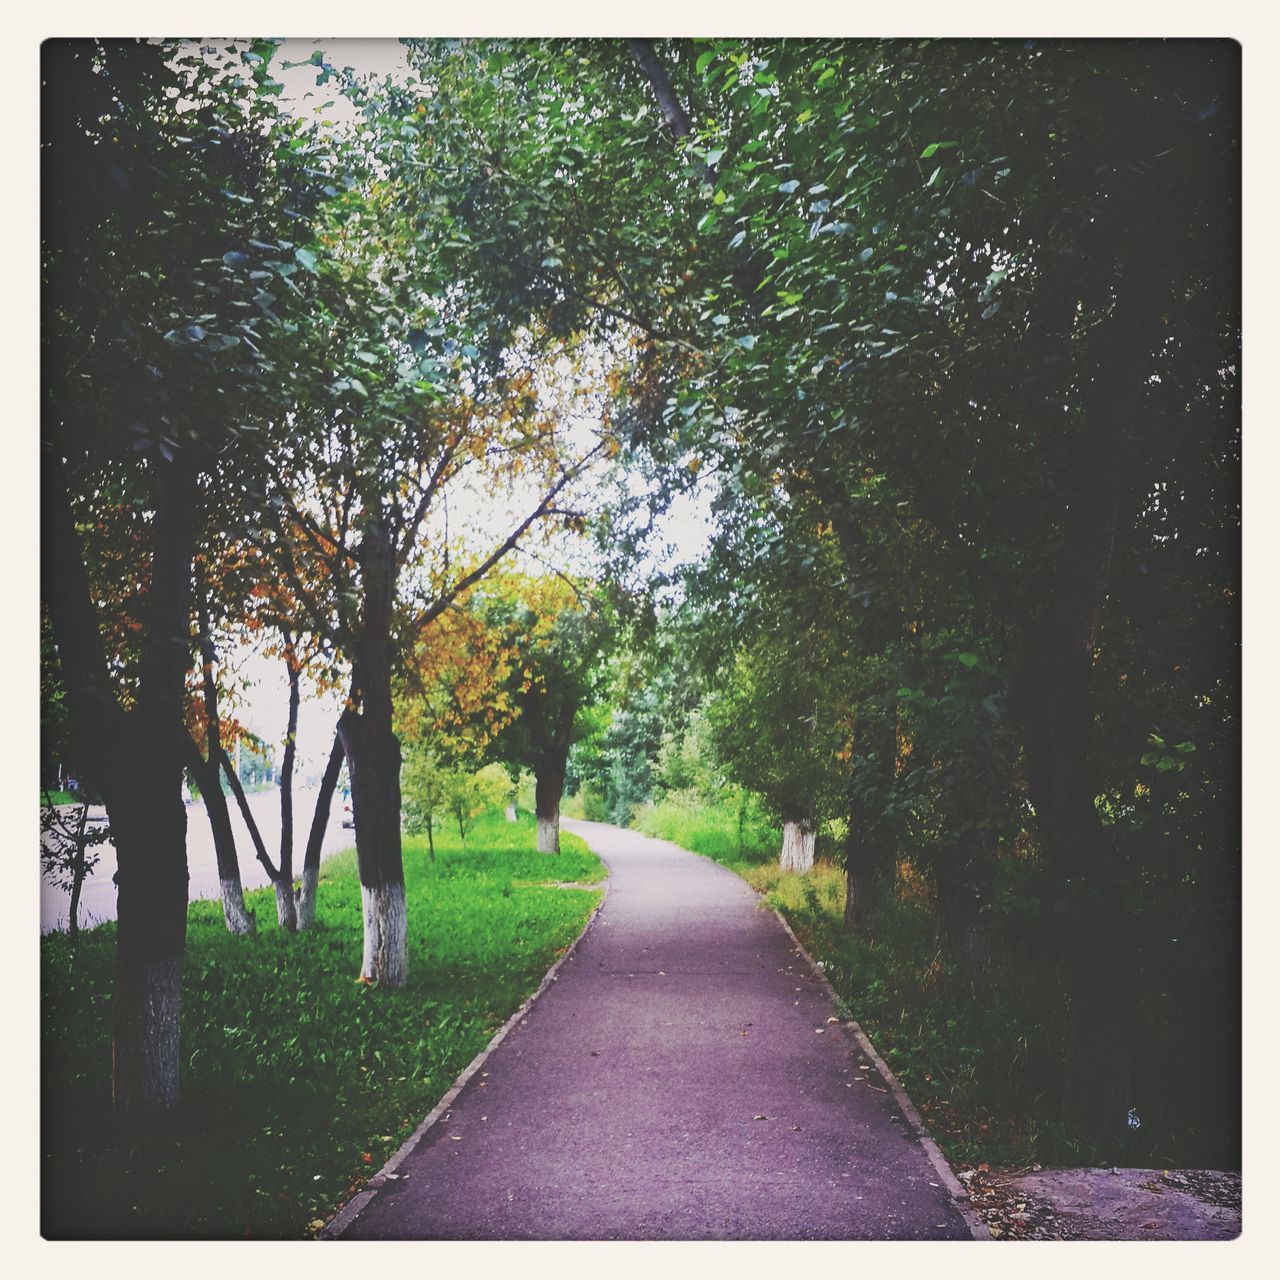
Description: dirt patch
xmin=959 ymin=1164 xmax=1240 ymax=1240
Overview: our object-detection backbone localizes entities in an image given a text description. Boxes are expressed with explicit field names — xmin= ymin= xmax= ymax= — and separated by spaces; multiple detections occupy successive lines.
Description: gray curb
xmin=768 ymin=907 xmax=991 ymax=1241
xmin=636 ymin=827 xmax=991 ymax=1241
xmin=320 ymin=875 xmax=610 ymax=1240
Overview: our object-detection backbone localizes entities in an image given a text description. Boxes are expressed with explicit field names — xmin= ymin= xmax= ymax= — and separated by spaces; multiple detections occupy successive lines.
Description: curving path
xmin=338 ymin=818 xmax=977 ymax=1240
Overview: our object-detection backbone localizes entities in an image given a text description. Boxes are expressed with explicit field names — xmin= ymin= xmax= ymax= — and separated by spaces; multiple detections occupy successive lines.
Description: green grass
xmin=634 ymin=791 xmax=779 ymax=869
xmin=41 ymin=810 xmax=604 ymax=1240
xmin=636 ymin=795 xmax=1234 ymax=1173
xmin=41 ymin=789 xmax=79 ymax=806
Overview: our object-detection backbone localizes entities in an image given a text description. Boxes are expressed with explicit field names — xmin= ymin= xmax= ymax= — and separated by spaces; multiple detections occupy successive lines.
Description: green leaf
xmin=295 ymin=246 xmax=318 ymax=274
xmin=778 ymin=179 xmax=800 ymax=194
xmin=920 ymin=141 xmax=958 ymax=159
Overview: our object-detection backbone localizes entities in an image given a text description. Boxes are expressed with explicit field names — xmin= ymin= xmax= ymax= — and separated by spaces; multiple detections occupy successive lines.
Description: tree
xmin=471 ymin=579 xmax=611 ymax=853
xmin=247 ymin=88 xmax=614 ymax=981
xmin=467 ymin=37 xmax=1236 ymax=1143
xmin=40 ymin=795 xmax=111 ymax=939
xmin=42 ymin=38 xmax=328 ymax=1119
xmin=401 ymin=742 xmax=449 ymax=859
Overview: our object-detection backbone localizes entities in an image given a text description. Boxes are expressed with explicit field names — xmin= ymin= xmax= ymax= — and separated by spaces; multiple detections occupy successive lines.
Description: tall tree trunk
xmin=535 ymin=752 xmax=567 ymax=854
xmin=220 ymin=749 xmax=281 ymax=888
xmin=68 ymin=801 xmax=89 ymax=939
xmin=1019 ymin=162 xmax=1167 ymax=1146
xmin=1025 ymin=632 xmax=1144 ymax=1144
xmin=339 ymin=513 xmax=408 ymax=986
xmin=842 ymin=709 xmax=898 ymax=938
xmin=111 ymin=458 xmax=196 ymax=1122
xmin=842 ymin=787 xmax=879 ymax=936
xmin=192 ymin=592 xmax=255 ymax=935
xmin=932 ymin=838 xmax=993 ymax=995
xmin=184 ymin=740 xmax=254 ymax=936
xmin=296 ymin=728 xmax=344 ymax=930
xmin=274 ymin=633 xmax=300 ymax=932
xmin=779 ymin=807 xmax=815 ymax=873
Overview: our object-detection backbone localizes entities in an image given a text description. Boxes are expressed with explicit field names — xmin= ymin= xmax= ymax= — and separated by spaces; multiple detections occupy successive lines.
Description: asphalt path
xmin=40 ymin=786 xmax=354 ymax=933
xmin=341 ymin=817 xmax=973 ymax=1241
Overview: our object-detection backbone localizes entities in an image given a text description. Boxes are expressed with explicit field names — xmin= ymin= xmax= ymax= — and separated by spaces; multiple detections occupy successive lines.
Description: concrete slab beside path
xmin=338 ymin=819 xmax=977 ymax=1240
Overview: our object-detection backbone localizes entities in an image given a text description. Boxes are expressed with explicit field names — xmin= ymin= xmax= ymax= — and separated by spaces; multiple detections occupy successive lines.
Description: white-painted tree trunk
xmin=295 ymin=865 xmax=319 ymax=930
xmin=505 ymin=800 xmax=518 ymax=822
xmin=219 ymin=879 xmax=255 ymax=935
xmin=274 ymin=878 xmax=297 ymax=931
xmin=779 ymin=817 xmax=816 ymax=873
xmin=360 ymin=881 xmax=408 ymax=986
xmin=536 ymin=812 xmax=559 ymax=854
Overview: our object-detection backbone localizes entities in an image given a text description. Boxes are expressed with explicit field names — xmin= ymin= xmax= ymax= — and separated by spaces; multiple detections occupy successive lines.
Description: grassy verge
xmin=41 ymin=810 xmax=604 ymax=1240
xmin=635 ymin=794 xmax=1233 ymax=1173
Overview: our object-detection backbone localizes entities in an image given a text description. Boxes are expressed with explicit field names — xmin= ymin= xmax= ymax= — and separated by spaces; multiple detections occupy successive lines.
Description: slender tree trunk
xmin=221 ymin=749 xmax=281 ymax=887
xmin=340 ymin=712 xmax=406 ymax=985
xmin=184 ymin=740 xmax=254 ymax=936
xmin=68 ymin=801 xmax=89 ymax=939
xmin=339 ymin=513 xmax=407 ymax=986
xmin=191 ymin=596 xmax=254 ymax=935
xmin=296 ymin=729 xmax=344 ymax=930
xmin=535 ymin=754 xmax=567 ymax=854
xmin=425 ymin=815 xmax=435 ymax=861
xmin=779 ymin=808 xmax=815 ymax=873
xmin=274 ymin=634 xmax=300 ymax=932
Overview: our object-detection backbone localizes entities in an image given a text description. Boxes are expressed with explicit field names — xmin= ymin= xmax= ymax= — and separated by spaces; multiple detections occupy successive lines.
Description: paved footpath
xmin=340 ymin=819 xmax=976 ymax=1240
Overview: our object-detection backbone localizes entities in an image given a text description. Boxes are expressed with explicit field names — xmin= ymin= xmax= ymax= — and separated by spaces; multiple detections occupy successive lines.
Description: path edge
xmin=768 ymin=906 xmax=991 ymax=1241
xmin=570 ymin=821 xmax=989 ymax=1241
xmin=319 ymin=876 xmax=610 ymax=1241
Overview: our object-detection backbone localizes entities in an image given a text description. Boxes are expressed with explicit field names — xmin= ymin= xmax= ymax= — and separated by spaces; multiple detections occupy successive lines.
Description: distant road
xmin=40 ymin=785 xmax=354 ymax=934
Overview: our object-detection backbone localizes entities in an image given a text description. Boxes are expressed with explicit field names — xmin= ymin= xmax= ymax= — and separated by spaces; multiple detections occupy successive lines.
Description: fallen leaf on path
xmin=450 ymin=1135 xmax=462 ymax=1142
xmin=827 ymin=1017 xmax=839 ymax=1024
xmin=753 ymin=1114 xmax=768 ymax=1121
